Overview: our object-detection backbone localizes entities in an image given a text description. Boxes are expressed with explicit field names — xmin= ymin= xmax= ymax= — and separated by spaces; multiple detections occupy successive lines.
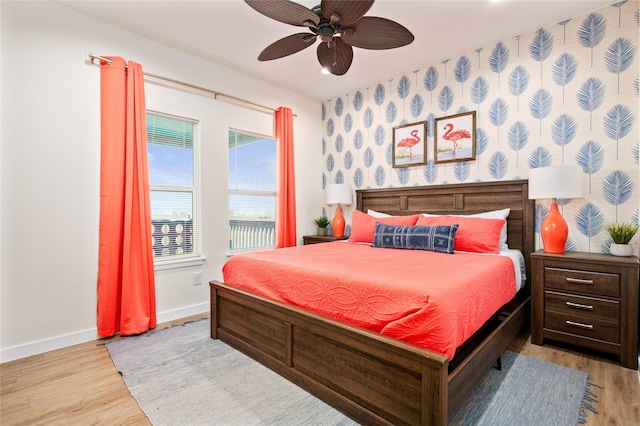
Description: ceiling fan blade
xmin=342 ymin=17 xmax=414 ymax=50
xmin=258 ymin=33 xmax=317 ymax=61
xmin=245 ymin=0 xmax=319 ymax=27
xmin=317 ymin=38 xmax=353 ymax=76
xmin=320 ymin=0 xmax=374 ymax=26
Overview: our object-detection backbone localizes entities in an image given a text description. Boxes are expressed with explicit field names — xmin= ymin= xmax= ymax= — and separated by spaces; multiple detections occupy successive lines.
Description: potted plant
xmin=605 ymin=222 xmax=639 ymax=257
xmin=313 ymin=216 xmax=331 ymax=236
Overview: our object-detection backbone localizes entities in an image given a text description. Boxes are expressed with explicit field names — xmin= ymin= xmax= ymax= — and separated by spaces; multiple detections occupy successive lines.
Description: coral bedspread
xmin=222 ymin=242 xmax=517 ymax=360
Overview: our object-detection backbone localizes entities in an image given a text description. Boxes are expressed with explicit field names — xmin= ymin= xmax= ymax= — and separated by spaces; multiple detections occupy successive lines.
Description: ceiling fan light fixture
xmin=321 ymin=67 xmax=331 ymax=75
xmin=318 ymin=25 xmax=334 ymax=43
xmin=246 ymin=0 xmax=412 ymax=76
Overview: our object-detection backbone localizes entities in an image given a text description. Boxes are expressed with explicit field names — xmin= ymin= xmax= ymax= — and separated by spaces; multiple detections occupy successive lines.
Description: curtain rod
xmin=88 ymin=53 xmax=285 ymax=116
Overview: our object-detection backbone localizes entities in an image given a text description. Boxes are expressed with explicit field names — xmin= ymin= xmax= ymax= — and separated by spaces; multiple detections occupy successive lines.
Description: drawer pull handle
xmin=565 ymin=301 xmax=594 ymax=310
xmin=566 ymin=320 xmax=594 ymax=330
xmin=565 ymin=277 xmax=594 ymax=285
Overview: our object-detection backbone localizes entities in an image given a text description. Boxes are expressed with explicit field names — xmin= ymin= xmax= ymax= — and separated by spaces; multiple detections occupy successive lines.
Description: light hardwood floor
xmin=2 ymin=314 xmax=639 ymax=425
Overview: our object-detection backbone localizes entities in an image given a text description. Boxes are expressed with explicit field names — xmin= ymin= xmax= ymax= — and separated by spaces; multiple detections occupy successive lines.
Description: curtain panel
xmin=275 ymin=107 xmax=297 ymax=248
xmin=97 ymin=57 xmax=156 ymax=337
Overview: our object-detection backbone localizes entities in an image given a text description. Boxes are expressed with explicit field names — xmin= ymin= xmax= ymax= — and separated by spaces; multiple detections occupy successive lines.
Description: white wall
xmin=0 ymin=0 xmax=323 ymax=361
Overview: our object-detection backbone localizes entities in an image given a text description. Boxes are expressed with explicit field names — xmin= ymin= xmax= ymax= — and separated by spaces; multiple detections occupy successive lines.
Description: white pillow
xmin=367 ymin=209 xmax=391 ymax=218
xmin=422 ymin=208 xmax=510 ymax=251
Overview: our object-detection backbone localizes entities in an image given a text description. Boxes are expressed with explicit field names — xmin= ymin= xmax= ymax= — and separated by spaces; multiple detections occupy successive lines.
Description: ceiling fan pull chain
xmin=332 ymin=42 xmax=337 ymax=66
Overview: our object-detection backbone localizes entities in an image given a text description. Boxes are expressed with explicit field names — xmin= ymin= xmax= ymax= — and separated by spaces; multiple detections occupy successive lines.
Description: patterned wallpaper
xmin=321 ymin=1 xmax=639 ymax=255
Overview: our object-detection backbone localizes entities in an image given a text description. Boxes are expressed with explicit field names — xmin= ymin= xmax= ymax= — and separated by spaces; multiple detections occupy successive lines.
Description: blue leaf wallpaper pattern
xmin=577 ymin=12 xmax=607 ymax=66
xmin=507 ymin=121 xmax=529 ymax=167
xmin=385 ymin=101 xmax=398 ymax=124
xmin=454 ymin=55 xmax=472 ymax=93
xmin=488 ymin=151 xmax=509 ymax=179
xmin=603 ymin=104 xmax=635 ymax=159
xmin=602 ymin=170 xmax=634 ymax=221
xmin=470 ymin=77 xmax=489 ymax=112
xmin=374 ymin=84 xmax=385 ymax=107
xmin=489 ymin=98 xmax=509 ymax=142
xmin=410 ymin=94 xmax=424 ymax=119
xmin=454 ymin=161 xmax=471 ymax=182
xmin=326 ymin=118 xmax=335 ymax=137
xmin=575 ymin=202 xmax=604 ymax=252
xmin=489 ymin=42 xmax=509 ymax=88
xmin=528 ymin=89 xmax=553 ymax=135
xmin=604 ymin=37 xmax=637 ymax=93
xmin=528 ymin=146 xmax=553 ymax=169
xmin=438 ymin=86 xmax=454 ymax=113
xmin=397 ymin=76 xmax=411 ymax=100
xmin=321 ymin=1 xmax=639 ymax=255
xmin=551 ymin=114 xmax=578 ymax=163
xmin=423 ymin=159 xmax=438 ymax=184
xmin=576 ymin=77 xmax=606 ymax=130
xmin=529 ymin=28 xmax=554 ymax=65
xmin=334 ymin=97 xmax=344 ymax=117
xmin=352 ymin=91 xmax=364 ymax=112
xmin=575 ymin=140 xmax=605 ymax=192
xmin=423 ymin=66 xmax=439 ymax=105
xmin=397 ymin=167 xmax=410 ymax=185
xmin=508 ymin=65 xmax=530 ymax=112
xmin=343 ymin=113 xmax=353 ymax=133
xmin=552 ymin=53 xmax=578 ymax=103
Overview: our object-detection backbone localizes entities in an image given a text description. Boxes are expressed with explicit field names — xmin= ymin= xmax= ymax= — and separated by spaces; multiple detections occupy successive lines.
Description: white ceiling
xmin=57 ymin=0 xmax=614 ymax=101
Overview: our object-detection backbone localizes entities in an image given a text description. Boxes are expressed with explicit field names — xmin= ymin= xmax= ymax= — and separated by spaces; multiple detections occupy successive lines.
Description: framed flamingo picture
xmin=392 ymin=120 xmax=427 ymax=168
xmin=434 ymin=111 xmax=476 ymax=164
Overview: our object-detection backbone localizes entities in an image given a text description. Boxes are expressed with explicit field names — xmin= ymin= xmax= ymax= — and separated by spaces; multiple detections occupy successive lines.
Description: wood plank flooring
xmin=2 ymin=314 xmax=639 ymax=425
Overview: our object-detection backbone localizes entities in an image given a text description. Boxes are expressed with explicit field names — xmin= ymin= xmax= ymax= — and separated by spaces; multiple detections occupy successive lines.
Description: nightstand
xmin=531 ymin=250 xmax=639 ymax=369
xmin=303 ymin=235 xmax=348 ymax=245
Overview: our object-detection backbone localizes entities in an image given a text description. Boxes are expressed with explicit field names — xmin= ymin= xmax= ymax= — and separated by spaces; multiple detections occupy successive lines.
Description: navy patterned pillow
xmin=371 ymin=223 xmax=459 ymax=254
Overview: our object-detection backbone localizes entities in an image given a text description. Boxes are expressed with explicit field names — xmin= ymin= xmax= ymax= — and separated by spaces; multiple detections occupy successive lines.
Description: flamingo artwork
xmin=396 ymin=129 xmax=421 ymax=158
xmin=442 ymin=123 xmax=471 ymax=158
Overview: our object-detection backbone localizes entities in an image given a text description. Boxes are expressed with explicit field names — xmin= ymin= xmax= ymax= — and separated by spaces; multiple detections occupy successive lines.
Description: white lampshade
xmin=529 ymin=166 xmax=583 ymax=200
xmin=325 ymin=184 xmax=352 ymax=205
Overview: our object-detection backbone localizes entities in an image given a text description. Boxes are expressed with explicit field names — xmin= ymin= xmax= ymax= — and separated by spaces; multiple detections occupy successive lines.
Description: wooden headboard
xmin=356 ymin=180 xmax=535 ymax=289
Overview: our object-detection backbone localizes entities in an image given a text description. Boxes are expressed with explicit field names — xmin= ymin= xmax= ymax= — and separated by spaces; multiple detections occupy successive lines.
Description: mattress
xmin=222 ymin=242 xmax=520 ymax=359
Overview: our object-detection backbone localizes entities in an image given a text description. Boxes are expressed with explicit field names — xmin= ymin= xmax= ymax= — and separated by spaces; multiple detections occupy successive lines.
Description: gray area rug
xmin=105 ymin=318 xmax=599 ymax=426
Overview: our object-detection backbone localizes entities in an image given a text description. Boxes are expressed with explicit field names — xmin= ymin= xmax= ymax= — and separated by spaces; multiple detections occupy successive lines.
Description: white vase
xmin=610 ymin=243 xmax=632 ymax=257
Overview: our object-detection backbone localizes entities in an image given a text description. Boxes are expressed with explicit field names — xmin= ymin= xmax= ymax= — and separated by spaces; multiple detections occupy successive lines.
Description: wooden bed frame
xmin=211 ymin=180 xmax=534 ymax=425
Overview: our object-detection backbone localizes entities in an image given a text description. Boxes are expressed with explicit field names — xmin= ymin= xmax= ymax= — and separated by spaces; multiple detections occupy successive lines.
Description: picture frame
xmin=434 ymin=111 xmax=476 ymax=164
xmin=392 ymin=120 xmax=427 ymax=168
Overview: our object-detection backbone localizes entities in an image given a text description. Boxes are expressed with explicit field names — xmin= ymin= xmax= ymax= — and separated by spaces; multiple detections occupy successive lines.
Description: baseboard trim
xmin=0 ymin=303 xmax=209 ymax=363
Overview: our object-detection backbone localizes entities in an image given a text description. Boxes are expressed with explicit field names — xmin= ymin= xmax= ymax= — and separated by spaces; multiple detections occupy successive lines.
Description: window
xmin=228 ymin=129 xmax=276 ymax=252
xmin=147 ymin=112 xmax=200 ymax=261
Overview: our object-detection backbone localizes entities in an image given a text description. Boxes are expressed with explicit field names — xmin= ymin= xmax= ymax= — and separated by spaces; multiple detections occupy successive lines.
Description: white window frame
xmin=147 ymin=110 xmax=203 ymax=269
xmin=228 ymin=128 xmax=276 ymax=254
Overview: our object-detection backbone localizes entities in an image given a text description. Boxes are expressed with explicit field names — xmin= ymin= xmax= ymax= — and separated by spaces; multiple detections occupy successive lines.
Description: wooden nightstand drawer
xmin=544 ymin=310 xmax=619 ymax=343
xmin=531 ymin=251 xmax=639 ymax=369
xmin=544 ymin=267 xmax=620 ymax=297
xmin=544 ymin=290 xmax=619 ymax=322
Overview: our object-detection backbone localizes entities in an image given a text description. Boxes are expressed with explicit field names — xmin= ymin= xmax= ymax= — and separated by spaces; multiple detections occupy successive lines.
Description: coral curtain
xmin=97 ymin=57 xmax=156 ymax=337
xmin=275 ymin=107 xmax=297 ymax=248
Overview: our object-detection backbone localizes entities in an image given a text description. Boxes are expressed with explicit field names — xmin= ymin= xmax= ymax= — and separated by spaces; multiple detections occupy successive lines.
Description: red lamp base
xmin=541 ymin=202 xmax=568 ymax=254
xmin=332 ymin=206 xmax=345 ymax=238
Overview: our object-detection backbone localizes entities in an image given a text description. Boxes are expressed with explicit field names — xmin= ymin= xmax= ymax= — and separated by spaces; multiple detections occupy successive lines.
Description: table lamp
xmin=529 ymin=165 xmax=583 ymax=254
xmin=325 ymin=184 xmax=352 ymax=238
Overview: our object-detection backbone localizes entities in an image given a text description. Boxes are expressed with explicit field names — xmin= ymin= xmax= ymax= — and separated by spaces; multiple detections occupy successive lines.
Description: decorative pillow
xmin=348 ymin=210 xmax=420 ymax=243
xmin=416 ymin=215 xmax=505 ymax=254
xmin=422 ymin=208 xmax=510 ymax=251
xmin=372 ymin=223 xmax=459 ymax=254
xmin=367 ymin=209 xmax=391 ymax=218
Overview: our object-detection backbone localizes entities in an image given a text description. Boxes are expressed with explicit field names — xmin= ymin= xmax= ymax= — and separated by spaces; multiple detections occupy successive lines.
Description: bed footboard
xmin=211 ymin=281 xmax=450 ymax=426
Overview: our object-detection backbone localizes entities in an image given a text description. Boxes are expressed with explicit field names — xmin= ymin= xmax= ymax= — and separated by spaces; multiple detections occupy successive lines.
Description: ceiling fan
xmin=245 ymin=0 xmax=414 ymax=76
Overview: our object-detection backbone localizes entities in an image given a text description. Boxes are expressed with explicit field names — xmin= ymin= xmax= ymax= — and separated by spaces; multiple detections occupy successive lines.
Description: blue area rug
xmin=105 ymin=318 xmax=599 ymax=425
